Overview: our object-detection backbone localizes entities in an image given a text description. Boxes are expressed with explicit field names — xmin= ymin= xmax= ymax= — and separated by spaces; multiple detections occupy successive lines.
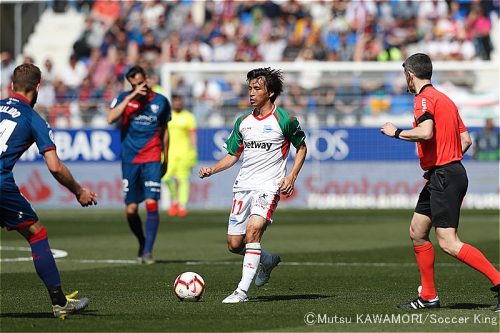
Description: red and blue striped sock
xmin=143 ymin=202 xmax=159 ymax=255
xmin=29 ymin=227 xmax=66 ymax=305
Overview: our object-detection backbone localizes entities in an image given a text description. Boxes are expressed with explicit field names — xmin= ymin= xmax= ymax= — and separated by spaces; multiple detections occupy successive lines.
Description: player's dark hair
xmin=12 ymin=64 xmax=41 ymax=93
xmin=402 ymin=53 xmax=433 ymax=80
xmin=126 ymin=65 xmax=147 ymax=80
xmin=247 ymin=67 xmax=283 ymax=102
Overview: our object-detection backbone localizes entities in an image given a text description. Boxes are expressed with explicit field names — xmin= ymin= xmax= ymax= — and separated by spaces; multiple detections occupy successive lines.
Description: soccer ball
xmin=173 ymin=272 xmax=205 ymax=301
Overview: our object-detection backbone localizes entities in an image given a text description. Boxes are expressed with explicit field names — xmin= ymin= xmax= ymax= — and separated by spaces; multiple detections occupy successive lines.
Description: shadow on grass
xmin=251 ymin=294 xmax=332 ymax=302
xmin=0 ymin=310 xmax=102 ymax=319
xmin=445 ymin=303 xmax=494 ymax=310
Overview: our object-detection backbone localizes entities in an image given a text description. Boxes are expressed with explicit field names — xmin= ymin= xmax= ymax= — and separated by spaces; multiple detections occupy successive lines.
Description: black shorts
xmin=415 ymin=161 xmax=468 ymax=228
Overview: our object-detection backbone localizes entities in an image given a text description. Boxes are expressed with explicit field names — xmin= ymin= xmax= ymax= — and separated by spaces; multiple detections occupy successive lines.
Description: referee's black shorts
xmin=415 ymin=161 xmax=468 ymax=228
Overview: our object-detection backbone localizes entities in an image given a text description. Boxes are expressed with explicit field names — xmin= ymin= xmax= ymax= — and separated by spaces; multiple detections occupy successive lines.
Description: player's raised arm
xmin=107 ymin=81 xmax=147 ymax=124
xmin=43 ymin=150 xmax=97 ymax=206
xmin=199 ymin=154 xmax=240 ymax=178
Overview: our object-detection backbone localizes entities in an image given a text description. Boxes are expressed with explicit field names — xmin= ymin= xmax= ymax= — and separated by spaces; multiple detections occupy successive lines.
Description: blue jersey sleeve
xmin=31 ymin=113 xmax=56 ymax=155
xmin=110 ymin=92 xmax=128 ymax=108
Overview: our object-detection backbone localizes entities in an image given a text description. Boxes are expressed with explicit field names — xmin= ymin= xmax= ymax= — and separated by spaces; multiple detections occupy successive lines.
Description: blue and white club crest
xmin=151 ymin=104 xmax=159 ymax=113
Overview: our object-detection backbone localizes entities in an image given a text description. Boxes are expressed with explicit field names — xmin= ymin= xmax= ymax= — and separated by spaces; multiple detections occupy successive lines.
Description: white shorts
xmin=227 ymin=190 xmax=280 ymax=235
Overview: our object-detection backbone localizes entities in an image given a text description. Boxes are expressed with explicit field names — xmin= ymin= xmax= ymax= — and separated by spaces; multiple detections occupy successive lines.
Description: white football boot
xmin=222 ymin=288 xmax=248 ymax=303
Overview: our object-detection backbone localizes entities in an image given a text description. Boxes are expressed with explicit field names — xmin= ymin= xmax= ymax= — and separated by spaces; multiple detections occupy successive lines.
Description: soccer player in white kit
xmin=199 ymin=68 xmax=307 ymax=303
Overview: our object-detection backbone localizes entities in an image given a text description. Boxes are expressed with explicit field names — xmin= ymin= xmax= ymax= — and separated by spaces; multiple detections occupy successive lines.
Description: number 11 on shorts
xmin=231 ymin=199 xmax=243 ymax=215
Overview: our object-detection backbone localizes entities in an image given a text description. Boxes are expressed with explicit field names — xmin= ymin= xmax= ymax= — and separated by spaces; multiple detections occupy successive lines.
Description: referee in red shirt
xmin=381 ymin=53 xmax=499 ymax=311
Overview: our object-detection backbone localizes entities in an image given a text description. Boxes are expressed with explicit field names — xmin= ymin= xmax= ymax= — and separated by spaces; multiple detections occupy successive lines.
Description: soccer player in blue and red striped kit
xmin=0 ymin=64 xmax=98 ymax=318
xmin=108 ymin=66 xmax=171 ymax=264
xmin=381 ymin=53 xmax=499 ymax=311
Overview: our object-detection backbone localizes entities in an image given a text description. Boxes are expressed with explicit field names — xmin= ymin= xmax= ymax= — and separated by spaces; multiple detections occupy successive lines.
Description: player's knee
xmin=227 ymin=240 xmax=244 ymax=254
xmin=437 ymin=238 xmax=455 ymax=256
xmin=17 ymin=221 xmax=43 ymax=241
xmin=409 ymin=225 xmax=429 ymax=243
xmin=27 ymin=226 xmax=48 ymax=245
xmin=126 ymin=205 xmax=138 ymax=215
xmin=244 ymin=230 xmax=261 ymax=243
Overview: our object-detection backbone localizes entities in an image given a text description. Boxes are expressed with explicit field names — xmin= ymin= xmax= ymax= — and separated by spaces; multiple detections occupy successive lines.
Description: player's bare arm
xmin=381 ymin=120 xmax=433 ymax=141
xmin=44 ymin=150 xmax=97 ymax=206
xmin=460 ymin=131 xmax=472 ymax=154
xmin=161 ymin=124 xmax=169 ymax=177
xmin=199 ymin=154 xmax=240 ymax=178
xmin=107 ymin=82 xmax=148 ymax=124
xmin=279 ymin=144 xmax=307 ymax=197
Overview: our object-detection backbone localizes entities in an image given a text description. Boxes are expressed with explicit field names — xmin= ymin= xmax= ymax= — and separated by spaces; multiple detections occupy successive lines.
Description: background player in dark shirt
xmin=381 ymin=53 xmax=499 ymax=311
xmin=108 ymin=66 xmax=171 ymax=264
xmin=0 ymin=64 xmax=97 ymax=318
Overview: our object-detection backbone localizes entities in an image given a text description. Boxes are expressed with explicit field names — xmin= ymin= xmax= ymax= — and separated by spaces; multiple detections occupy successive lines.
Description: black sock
xmin=48 ymin=285 xmax=67 ymax=306
xmin=127 ymin=213 xmax=145 ymax=256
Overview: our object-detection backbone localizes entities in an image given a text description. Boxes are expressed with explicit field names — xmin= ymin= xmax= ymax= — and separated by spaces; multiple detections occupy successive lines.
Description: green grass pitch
xmin=1 ymin=209 xmax=499 ymax=332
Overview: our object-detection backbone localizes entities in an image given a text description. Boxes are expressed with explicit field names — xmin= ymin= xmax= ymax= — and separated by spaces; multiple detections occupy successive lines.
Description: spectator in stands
xmin=465 ymin=4 xmax=493 ymax=60
xmin=139 ymin=30 xmax=162 ymax=65
xmin=154 ymin=14 xmax=171 ymax=42
xmin=50 ymin=79 xmax=71 ymax=127
xmin=142 ymin=0 xmax=165 ymax=30
xmin=42 ymin=58 xmax=56 ymax=84
xmin=0 ymin=51 xmax=16 ymax=97
xmin=78 ymin=76 xmax=100 ymax=125
xmin=179 ymin=12 xmax=200 ymax=43
xmin=473 ymin=118 xmax=500 ymax=161
xmin=211 ymin=34 xmax=236 ymax=62
xmin=257 ymin=30 xmax=286 ymax=62
xmin=28 ymin=0 xmax=497 ymax=130
xmin=335 ymin=30 xmax=356 ymax=61
xmin=91 ymin=0 xmax=121 ymax=26
xmin=35 ymin=77 xmax=56 ymax=121
xmin=73 ymin=17 xmax=105 ymax=60
xmin=58 ymin=54 xmax=87 ymax=101
xmin=334 ymin=76 xmax=364 ymax=125
xmin=282 ymin=34 xmax=302 ymax=61
xmin=244 ymin=7 xmax=272 ymax=46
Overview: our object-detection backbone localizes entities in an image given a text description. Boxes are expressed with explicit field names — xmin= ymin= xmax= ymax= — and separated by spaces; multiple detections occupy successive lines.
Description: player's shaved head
xmin=12 ymin=64 xmax=41 ymax=93
xmin=247 ymin=67 xmax=283 ymax=103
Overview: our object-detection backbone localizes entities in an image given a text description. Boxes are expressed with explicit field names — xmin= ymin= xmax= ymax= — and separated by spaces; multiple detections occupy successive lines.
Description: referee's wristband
xmin=394 ymin=129 xmax=403 ymax=139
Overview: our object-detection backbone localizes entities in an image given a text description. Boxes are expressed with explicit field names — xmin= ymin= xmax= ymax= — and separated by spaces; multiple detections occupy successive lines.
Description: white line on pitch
xmin=0 ymin=246 xmax=67 ymax=262
xmin=0 ymin=247 xmax=478 ymax=267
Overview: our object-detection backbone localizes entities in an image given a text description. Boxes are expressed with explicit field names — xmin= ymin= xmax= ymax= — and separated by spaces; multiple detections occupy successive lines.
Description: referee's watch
xmin=394 ymin=129 xmax=403 ymax=139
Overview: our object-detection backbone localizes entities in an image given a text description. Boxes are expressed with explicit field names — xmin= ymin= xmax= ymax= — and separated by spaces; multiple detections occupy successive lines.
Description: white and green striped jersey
xmin=224 ymin=106 xmax=306 ymax=192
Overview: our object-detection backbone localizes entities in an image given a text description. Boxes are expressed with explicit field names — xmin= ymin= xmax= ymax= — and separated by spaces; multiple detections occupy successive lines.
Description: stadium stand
xmin=0 ymin=0 xmax=498 ymax=128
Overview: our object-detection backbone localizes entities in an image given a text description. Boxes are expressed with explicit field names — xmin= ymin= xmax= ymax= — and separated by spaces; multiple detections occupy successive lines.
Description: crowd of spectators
xmin=0 ymin=0 xmax=498 ymax=128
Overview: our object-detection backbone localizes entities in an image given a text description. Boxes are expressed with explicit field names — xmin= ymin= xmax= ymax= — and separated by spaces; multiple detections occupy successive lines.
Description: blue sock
xmin=29 ymin=227 xmax=66 ymax=305
xmin=126 ymin=213 xmax=145 ymax=256
xmin=143 ymin=202 xmax=159 ymax=255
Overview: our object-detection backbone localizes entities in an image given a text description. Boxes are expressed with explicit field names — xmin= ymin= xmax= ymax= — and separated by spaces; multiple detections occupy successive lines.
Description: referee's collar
xmin=416 ymin=83 xmax=433 ymax=96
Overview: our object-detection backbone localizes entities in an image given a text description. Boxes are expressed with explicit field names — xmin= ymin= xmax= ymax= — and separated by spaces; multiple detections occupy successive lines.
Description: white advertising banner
xmin=12 ymin=161 xmax=498 ymax=210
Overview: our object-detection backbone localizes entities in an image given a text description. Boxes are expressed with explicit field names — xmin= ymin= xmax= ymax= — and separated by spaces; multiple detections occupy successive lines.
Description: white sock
xmin=260 ymin=250 xmax=272 ymax=267
xmin=237 ymin=242 xmax=261 ymax=293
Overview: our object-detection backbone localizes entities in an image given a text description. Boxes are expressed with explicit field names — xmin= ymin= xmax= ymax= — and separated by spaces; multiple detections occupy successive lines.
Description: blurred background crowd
xmin=0 ymin=0 xmax=498 ymax=128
